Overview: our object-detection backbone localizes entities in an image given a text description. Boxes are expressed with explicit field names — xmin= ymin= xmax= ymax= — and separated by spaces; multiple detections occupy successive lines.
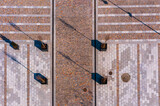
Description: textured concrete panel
xmin=30 ymin=44 xmax=51 ymax=106
xmin=119 ymin=44 xmax=138 ymax=106
xmin=7 ymin=44 xmax=27 ymax=106
xmin=0 ymin=44 xmax=4 ymax=106
xmin=139 ymin=43 xmax=158 ymax=106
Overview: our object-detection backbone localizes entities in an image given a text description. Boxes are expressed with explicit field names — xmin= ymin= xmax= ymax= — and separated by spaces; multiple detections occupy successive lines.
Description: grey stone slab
xmin=97 ymin=44 xmax=117 ymax=106
xmin=119 ymin=44 xmax=138 ymax=106
xmin=7 ymin=44 xmax=27 ymax=106
xmin=0 ymin=44 xmax=4 ymax=106
xmin=29 ymin=44 xmax=51 ymax=106
xmin=139 ymin=43 xmax=159 ymax=106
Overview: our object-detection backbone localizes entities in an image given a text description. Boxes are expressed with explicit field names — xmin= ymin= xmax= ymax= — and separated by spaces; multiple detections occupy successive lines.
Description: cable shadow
xmin=57 ymin=51 xmax=105 ymax=84
xmin=9 ymin=21 xmax=34 ymax=40
xmin=105 ymin=0 xmax=160 ymax=35
xmin=3 ymin=51 xmax=34 ymax=74
xmin=57 ymin=51 xmax=91 ymax=73
xmin=59 ymin=18 xmax=91 ymax=41
xmin=59 ymin=18 xmax=105 ymax=51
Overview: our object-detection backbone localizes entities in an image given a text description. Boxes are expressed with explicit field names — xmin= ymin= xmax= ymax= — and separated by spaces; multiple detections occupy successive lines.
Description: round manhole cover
xmin=121 ymin=73 xmax=130 ymax=82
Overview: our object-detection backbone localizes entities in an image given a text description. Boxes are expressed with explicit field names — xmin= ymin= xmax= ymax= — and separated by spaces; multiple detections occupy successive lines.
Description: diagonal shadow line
xmin=3 ymin=51 xmax=34 ymax=74
xmin=57 ymin=51 xmax=91 ymax=74
xmin=9 ymin=21 xmax=35 ymax=40
xmin=59 ymin=18 xmax=91 ymax=40
xmin=105 ymin=0 xmax=160 ymax=35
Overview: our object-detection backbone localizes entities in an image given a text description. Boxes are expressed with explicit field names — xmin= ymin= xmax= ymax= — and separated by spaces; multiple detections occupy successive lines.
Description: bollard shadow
xmin=0 ymin=34 xmax=19 ymax=50
xmin=91 ymin=40 xmax=102 ymax=51
xmin=91 ymin=73 xmax=104 ymax=84
xmin=101 ymin=0 xmax=108 ymax=4
xmin=0 ymin=34 xmax=12 ymax=43
xmin=34 ymin=40 xmax=48 ymax=52
xmin=106 ymin=0 xmax=160 ymax=35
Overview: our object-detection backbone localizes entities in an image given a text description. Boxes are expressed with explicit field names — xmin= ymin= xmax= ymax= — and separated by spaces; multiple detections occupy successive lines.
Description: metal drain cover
xmin=121 ymin=73 xmax=130 ymax=82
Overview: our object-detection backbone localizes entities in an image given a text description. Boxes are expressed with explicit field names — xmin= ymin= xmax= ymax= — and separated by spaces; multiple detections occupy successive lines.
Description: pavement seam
xmin=158 ymin=44 xmax=160 ymax=106
xmin=27 ymin=44 xmax=30 ymax=106
xmin=4 ymin=44 xmax=7 ymax=106
xmin=116 ymin=44 xmax=119 ymax=106
xmin=137 ymin=44 xmax=140 ymax=106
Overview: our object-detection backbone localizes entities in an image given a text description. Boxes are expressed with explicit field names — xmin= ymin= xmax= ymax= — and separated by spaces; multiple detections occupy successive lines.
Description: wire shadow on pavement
xmin=57 ymin=51 xmax=91 ymax=73
xmin=103 ymin=0 xmax=160 ymax=35
xmin=59 ymin=18 xmax=91 ymax=40
xmin=3 ymin=51 xmax=34 ymax=74
xmin=57 ymin=51 xmax=105 ymax=84
xmin=59 ymin=18 xmax=104 ymax=51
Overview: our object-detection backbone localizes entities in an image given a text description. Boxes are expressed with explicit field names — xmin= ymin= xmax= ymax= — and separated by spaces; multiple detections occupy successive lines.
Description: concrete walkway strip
xmin=0 ymin=6 xmax=50 ymax=8
xmin=98 ymin=13 xmax=160 ymax=17
xmin=98 ymin=22 xmax=160 ymax=25
xmin=0 ymin=14 xmax=50 ymax=17
xmin=0 ymin=31 xmax=50 ymax=34
xmin=0 ymin=23 xmax=50 ymax=25
xmin=98 ymin=30 xmax=160 ymax=34
xmin=98 ymin=5 xmax=160 ymax=8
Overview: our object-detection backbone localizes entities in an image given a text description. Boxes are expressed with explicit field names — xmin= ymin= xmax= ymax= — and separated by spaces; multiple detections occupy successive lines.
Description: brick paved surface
xmin=55 ymin=0 xmax=93 ymax=105
xmin=97 ymin=0 xmax=160 ymax=40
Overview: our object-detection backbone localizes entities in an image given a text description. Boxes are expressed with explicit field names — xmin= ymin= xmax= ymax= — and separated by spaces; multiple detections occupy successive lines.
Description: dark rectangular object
xmin=100 ymin=43 xmax=107 ymax=51
xmin=34 ymin=73 xmax=48 ymax=84
xmin=10 ymin=41 xmax=19 ymax=50
xmin=34 ymin=40 xmax=48 ymax=52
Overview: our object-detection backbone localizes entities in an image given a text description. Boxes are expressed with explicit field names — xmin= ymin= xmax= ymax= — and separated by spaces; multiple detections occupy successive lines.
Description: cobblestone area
xmin=0 ymin=44 xmax=4 ymax=106
xmin=97 ymin=40 xmax=160 ymax=106
xmin=139 ymin=43 xmax=159 ymax=106
xmin=7 ymin=44 xmax=28 ymax=106
xmin=0 ymin=41 xmax=51 ymax=106
xmin=119 ymin=44 xmax=137 ymax=106
xmin=30 ymin=43 xmax=51 ymax=106
xmin=97 ymin=44 xmax=117 ymax=106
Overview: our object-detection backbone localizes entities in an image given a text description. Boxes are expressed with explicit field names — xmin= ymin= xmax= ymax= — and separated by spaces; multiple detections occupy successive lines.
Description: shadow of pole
xmin=57 ymin=51 xmax=91 ymax=74
xmin=57 ymin=51 xmax=107 ymax=84
xmin=105 ymin=0 xmax=160 ymax=35
xmin=3 ymin=51 xmax=34 ymax=74
xmin=59 ymin=18 xmax=91 ymax=40
xmin=9 ymin=21 xmax=34 ymax=40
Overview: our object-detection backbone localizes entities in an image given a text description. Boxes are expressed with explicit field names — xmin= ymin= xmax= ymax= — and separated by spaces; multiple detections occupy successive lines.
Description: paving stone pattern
xmin=97 ymin=44 xmax=117 ymax=106
xmin=0 ymin=44 xmax=4 ymax=106
xmin=139 ymin=43 xmax=159 ymax=106
xmin=119 ymin=44 xmax=138 ymax=106
xmin=97 ymin=40 xmax=160 ymax=106
xmin=0 ymin=41 xmax=51 ymax=106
